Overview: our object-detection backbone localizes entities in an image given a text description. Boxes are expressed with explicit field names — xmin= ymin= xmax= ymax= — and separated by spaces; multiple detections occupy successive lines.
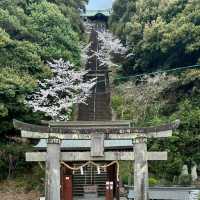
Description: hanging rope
xmin=61 ymin=160 xmax=120 ymax=181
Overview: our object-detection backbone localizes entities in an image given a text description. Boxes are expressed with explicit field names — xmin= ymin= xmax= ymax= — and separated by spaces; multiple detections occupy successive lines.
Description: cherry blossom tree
xmin=80 ymin=42 xmax=92 ymax=66
xmin=113 ymin=73 xmax=178 ymax=123
xmin=81 ymin=21 xmax=127 ymax=68
xmin=95 ymin=30 xmax=127 ymax=67
xmin=26 ymin=59 xmax=96 ymax=120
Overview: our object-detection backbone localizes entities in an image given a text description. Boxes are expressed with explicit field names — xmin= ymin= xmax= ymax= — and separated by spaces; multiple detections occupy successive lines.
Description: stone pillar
xmin=46 ymin=138 xmax=61 ymax=200
xmin=133 ymin=136 xmax=149 ymax=200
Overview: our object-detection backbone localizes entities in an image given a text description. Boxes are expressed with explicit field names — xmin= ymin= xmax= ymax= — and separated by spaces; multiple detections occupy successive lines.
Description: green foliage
xmin=170 ymin=99 xmax=200 ymax=164
xmin=110 ymin=0 xmax=200 ymax=74
xmin=114 ymin=90 xmax=200 ymax=184
xmin=0 ymin=39 xmax=44 ymax=75
xmin=52 ymin=0 xmax=88 ymax=33
xmin=147 ymin=92 xmax=200 ymax=183
xmin=110 ymin=1 xmax=200 ymax=184
xmin=0 ymin=28 xmax=10 ymax=47
xmin=0 ymin=0 xmax=86 ymax=136
xmin=178 ymin=174 xmax=192 ymax=186
xmin=28 ymin=1 xmax=80 ymax=63
xmin=0 ymin=142 xmax=33 ymax=180
xmin=0 ymin=0 xmax=87 ymax=187
xmin=119 ymin=161 xmax=134 ymax=185
xmin=0 ymin=68 xmax=37 ymax=134
xmin=22 ymin=164 xmax=45 ymax=192
xmin=149 ymin=177 xmax=159 ymax=186
xmin=112 ymin=70 xmax=200 ymax=184
xmin=0 ymin=0 xmax=81 ymax=64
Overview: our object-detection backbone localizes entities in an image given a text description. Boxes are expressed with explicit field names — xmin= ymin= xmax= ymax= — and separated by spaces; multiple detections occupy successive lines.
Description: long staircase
xmin=78 ymin=21 xmax=112 ymax=121
xmin=75 ymin=19 xmax=112 ymax=198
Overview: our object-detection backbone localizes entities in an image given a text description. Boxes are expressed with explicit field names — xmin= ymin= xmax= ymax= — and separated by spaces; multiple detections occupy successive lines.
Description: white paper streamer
xmin=97 ymin=166 xmax=101 ymax=174
xmin=80 ymin=166 xmax=84 ymax=175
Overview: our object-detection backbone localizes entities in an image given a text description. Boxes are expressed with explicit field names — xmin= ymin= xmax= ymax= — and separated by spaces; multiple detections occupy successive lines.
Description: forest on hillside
xmin=0 ymin=0 xmax=200 ymax=192
xmin=110 ymin=0 xmax=200 ymax=185
xmin=0 ymin=0 xmax=88 ymax=186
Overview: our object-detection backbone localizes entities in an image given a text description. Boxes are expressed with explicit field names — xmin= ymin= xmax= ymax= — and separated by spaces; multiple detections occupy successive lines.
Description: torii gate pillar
xmin=133 ymin=136 xmax=149 ymax=200
xmin=46 ymin=138 xmax=61 ymax=200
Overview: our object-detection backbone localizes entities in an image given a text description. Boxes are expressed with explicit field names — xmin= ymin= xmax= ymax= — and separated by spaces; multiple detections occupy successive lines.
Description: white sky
xmin=86 ymin=0 xmax=113 ymax=10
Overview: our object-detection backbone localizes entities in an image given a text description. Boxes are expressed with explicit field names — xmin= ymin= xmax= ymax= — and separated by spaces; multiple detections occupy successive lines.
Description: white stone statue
xmin=181 ymin=165 xmax=189 ymax=176
xmin=191 ymin=164 xmax=198 ymax=182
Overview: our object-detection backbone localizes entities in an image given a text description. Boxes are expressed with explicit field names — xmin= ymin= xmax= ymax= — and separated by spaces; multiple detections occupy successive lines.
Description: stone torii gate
xmin=13 ymin=120 xmax=179 ymax=200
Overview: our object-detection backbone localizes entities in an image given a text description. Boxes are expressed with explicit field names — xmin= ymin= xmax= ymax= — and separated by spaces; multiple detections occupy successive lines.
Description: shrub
xmin=149 ymin=177 xmax=159 ymax=186
xmin=178 ymin=174 xmax=192 ymax=186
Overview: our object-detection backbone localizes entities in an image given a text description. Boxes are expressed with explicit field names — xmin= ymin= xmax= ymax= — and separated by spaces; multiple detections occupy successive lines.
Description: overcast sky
xmin=86 ymin=0 xmax=113 ymax=10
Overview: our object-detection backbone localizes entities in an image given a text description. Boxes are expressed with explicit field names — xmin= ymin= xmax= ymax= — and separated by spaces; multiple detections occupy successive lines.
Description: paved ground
xmin=40 ymin=197 xmax=127 ymax=200
xmin=38 ymin=196 xmax=127 ymax=200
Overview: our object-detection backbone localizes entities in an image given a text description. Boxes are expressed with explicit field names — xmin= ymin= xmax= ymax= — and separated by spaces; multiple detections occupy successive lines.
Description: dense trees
xmin=110 ymin=0 xmax=200 ymax=74
xmin=0 ymin=0 xmax=88 ymax=180
xmin=110 ymin=0 xmax=200 ymax=184
xmin=0 ymin=0 xmax=87 ymax=136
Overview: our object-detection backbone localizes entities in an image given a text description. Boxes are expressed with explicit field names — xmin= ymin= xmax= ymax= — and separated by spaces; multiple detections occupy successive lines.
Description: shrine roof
xmin=81 ymin=9 xmax=112 ymax=17
xmin=35 ymin=139 xmax=133 ymax=150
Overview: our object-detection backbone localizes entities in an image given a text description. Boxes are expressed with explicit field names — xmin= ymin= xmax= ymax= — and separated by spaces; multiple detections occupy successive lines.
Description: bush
xmin=178 ymin=174 xmax=192 ymax=186
xmin=0 ymin=143 xmax=33 ymax=180
xmin=149 ymin=177 xmax=159 ymax=186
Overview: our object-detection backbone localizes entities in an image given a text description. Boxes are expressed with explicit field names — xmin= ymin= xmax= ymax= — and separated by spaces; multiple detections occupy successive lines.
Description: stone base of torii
xmin=13 ymin=120 xmax=179 ymax=200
